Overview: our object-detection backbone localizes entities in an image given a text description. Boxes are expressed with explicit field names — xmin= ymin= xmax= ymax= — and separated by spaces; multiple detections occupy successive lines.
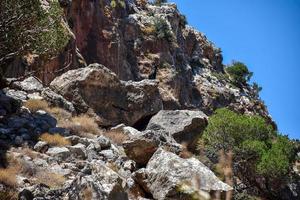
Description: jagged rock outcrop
xmin=146 ymin=110 xmax=207 ymax=147
xmin=50 ymin=64 xmax=163 ymax=126
xmin=134 ymin=148 xmax=232 ymax=200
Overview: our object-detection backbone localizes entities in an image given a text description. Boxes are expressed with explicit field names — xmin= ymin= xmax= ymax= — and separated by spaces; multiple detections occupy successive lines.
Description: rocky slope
xmin=0 ymin=0 xmax=298 ymax=200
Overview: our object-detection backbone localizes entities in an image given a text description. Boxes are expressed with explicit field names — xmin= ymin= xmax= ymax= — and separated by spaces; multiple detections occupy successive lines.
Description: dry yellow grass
xmin=103 ymin=130 xmax=129 ymax=145
xmin=142 ymin=25 xmax=155 ymax=35
xmin=46 ymin=107 xmax=72 ymax=123
xmin=62 ymin=114 xmax=100 ymax=136
xmin=0 ymin=167 xmax=18 ymax=187
xmin=40 ymin=133 xmax=70 ymax=146
xmin=0 ymin=189 xmax=18 ymax=200
xmin=24 ymin=99 xmax=49 ymax=112
xmin=34 ymin=171 xmax=65 ymax=189
xmin=82 ymin=187 xmax=93 ymax=200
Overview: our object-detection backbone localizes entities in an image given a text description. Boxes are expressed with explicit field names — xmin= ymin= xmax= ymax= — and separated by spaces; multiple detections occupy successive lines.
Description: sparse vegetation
xmin=46 ymin=106 xmax=72 ymax=124
xmin=199 ymin=108 xmax=297 ymax=198
xmin=226 ymin=61 xmax=253 ymax=87
xmin=153 ymin=17 xmax=174 ymax=42
xmin=103 ymin=130 xmax=129 ymax=145
xmin=153 ymin=0 xmax=168 ymax=6
xmin=0 ymin=166 xmax=18 ymax=188
xmin=179 ymin=14 xmax=187 ymax=28
xmin=24 ymin=99 xmax=49 ymax=112
xmin=39 ymin=133 xmax=71 ymax=147
xmin=110 ymin=0 xmax=126 ymax=9
xmin=62 ymin=114 xmax=100 ymax=136
xmin=33 ymin=171 xmax=65 ymax=189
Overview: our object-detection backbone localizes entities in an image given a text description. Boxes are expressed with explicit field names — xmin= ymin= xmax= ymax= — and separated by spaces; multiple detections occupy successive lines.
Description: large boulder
xmin=137 ymin=148 xmax=232 ymax=200
xmin=50 ymin=64 xmax=163 ymax=126
xmin=146 ymin=110 xmax=208 ymax=146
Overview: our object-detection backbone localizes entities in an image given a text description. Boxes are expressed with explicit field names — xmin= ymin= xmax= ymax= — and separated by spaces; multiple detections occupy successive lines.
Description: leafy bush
xmin=179 ymin=14 xmax=187 ymax=28
xmin=0 ymin=0 xmax=70 ymax=68
xmin=226 ymin=61 xmax=253 ymax=87
xmin=153 ymin=0 xmax=168 ymax=6
xmin=200 ymin=108 xmax=296 ymax=197
xmin=201 ymin=108 xmax=275 ymax=152
xmin=110 ymin=0 xmax=126 ymax=8
xmin=153 ymin=17 xmax=174 ymax=42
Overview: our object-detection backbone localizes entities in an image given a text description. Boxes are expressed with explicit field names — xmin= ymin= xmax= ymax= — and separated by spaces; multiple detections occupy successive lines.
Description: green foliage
xmin=179 ymin=14 xmax=187 ymax=28
xmin=200 ymin=108 xmax=296 ymax=185
xmin=110 ymin=0 xmax=126 ymax=9
xmin=257 ymin=136 xmax=294 ymax=177
xmin=0 ymin=0 xmax=70 ymax=67
xmin=153 ymin=17 xmax=174 ymax=42
xmin=201 ymin=108 xmax=274 ymax=152
xmin=226 ymin=61 xmax=253 ymax=87
xmin=153 ymin=0 xmax=168 ymax=6
xmin=251 ymin=82 xmax=262 ymax=99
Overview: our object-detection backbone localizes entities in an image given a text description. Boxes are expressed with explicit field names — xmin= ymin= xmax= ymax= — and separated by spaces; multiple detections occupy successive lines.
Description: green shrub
xmin=111 ymin=0 xmax=126 ymax=9
xmin=226 ymin=61 xmax=253 ymax=87
xmin=200 ymin=108 xmax=296 ymax=197
xmin=153 ymin=17 xmax=174 ymax=42
xmin=201 ymin=108 xmax=275 ymax=152
xmin=179 ymin=14 xmax=187 ymax=28
xmin=153 ymin=0 xmax=168 ymax=6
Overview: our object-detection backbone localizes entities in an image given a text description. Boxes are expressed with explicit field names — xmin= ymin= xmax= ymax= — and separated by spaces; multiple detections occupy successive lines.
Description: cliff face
xmin=3 ymin=0 xmax=295 ymax=199
xmin=2 ymin=0 xmax=270 ymax=121
xmin=38 ymin=0 xmax=269 ymax=122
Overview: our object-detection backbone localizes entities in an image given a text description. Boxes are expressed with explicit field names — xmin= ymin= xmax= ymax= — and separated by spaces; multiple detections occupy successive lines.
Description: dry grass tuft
xmin=103 ymin=130 xmax=129 ymax=145
xmin=62 ymin=114 xmax=100 ymax=136
xmin=0 ymin=189 xmax=18 ymax=200
xmin=24 ymin=99 xmax=49 ymax=112
xmin=0 ymin=167 xmax=18 ymax=187
xmin=34 ymin=171 xmax=65 ymax=189
xmin=142 ymin=25 xmax=156 ymax=35
xmin=82 ymin=186 xmax=93 ymax=200
xmin=40 ymin=133 xmax=70 ymax=146
xmin=46 ymin=107 xmax=72 ymax=124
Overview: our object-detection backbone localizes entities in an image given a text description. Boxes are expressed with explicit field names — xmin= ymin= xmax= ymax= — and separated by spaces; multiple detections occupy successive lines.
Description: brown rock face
xmin=50 ymin=64 xmax=163 ymax=126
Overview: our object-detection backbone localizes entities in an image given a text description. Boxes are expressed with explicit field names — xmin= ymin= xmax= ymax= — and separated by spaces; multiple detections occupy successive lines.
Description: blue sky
xmin=170 ymin=0 xmax=300 ymax=139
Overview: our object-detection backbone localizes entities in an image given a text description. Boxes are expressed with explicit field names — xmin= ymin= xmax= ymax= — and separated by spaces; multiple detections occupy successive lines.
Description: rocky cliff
xmin=0 ymin=0 xmax=298 ymax=200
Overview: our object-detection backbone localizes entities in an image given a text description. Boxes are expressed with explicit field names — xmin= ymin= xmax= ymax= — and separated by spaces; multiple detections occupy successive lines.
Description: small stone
xmin=68 ymin=143 xmax=87 ymax=159
xmin=34 ymin=141 xmax=49 ymax=153
xmin=97 ymin=135 xmax=111 ymax=149
xmin=46 ymin=147 xmax=70 ymax=161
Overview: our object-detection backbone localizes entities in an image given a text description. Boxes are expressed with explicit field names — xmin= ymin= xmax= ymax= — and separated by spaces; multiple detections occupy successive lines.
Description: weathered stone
xmin=67 ymin=161 xmax=128 ymax=200
xmin=18 ymin=76 xmax=44 ymax=92
xmin=34 ymin=141 xmax=49 ymax=153
xmin=5 ymin=89 xmax=27 ymax=101
xmin=46 ymin=147 xmax=70 ymax=161
xmin=41 ymin=87 xmax=75 ymax=113
xmin=50 ymin=64 xmax=163 ymax=126
xmin=96 ymin=135 xmax=111 ymax=149
xmin=122 ymin=129 xmax=180 ymax=166
xmin=146 ymin=110 xmax=208 ymax=147
xmin=143 ymin=148 xmax=232 ymax=200
xmin=68 ymin=143 xmax=87 ymax=159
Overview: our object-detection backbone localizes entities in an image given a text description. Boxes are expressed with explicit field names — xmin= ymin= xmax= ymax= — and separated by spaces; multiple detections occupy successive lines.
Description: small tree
xmin=153 ymin=0 xmax=168 ymax=6
xmin=226 ymin=61 xmax=253 ymax=87
xmin=0 ymin=0 xmax=70 ymax=69
xmin=200 ymin=108 xmax=296 ymax=198
xmin=153 ymin=17 xmax=174 ymax=42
